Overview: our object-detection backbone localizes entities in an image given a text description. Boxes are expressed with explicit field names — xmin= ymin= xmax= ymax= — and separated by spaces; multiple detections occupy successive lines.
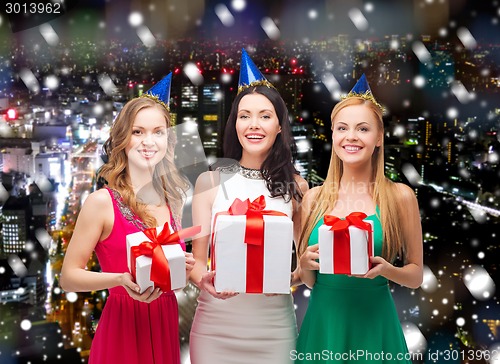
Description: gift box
xmin=126 ymin=222 xmax=201 ymax=293
xmin=211 ymin=196 xmax=293 ymax=294
xmin=319 ymin=212 xmax=374 ymax=275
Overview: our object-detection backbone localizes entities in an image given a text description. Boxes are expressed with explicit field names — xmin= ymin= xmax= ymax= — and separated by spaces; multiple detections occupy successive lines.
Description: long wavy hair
xmin=223 ymin=86 xmax=302 ymax=203
xmin=298 ymin=97 xmax=405 ymax=262
xmin=98 ymin=97 xmax=188 ymax=228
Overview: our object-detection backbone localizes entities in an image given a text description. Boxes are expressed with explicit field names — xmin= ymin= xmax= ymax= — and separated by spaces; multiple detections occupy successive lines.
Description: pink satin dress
xmin=89 ymin=187 xmax=185 ymax=364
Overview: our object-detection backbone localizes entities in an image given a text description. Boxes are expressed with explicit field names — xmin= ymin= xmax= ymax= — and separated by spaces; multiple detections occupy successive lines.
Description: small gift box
xmin=319 ymin=212 xmax=374 ymax=275
xmin=126 ymin=222 xmax=201 ymax=293
xmin=211 ymin=196 xmax=293 ymax=294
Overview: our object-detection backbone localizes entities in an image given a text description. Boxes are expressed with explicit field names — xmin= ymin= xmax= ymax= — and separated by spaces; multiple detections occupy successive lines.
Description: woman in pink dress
xmin=61 ymin=74 xmax=194 ymax=364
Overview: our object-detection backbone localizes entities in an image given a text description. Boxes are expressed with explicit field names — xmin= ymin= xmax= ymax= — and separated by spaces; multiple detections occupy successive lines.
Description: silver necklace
xmin=238 ymin=163 xmax=263 ymax=180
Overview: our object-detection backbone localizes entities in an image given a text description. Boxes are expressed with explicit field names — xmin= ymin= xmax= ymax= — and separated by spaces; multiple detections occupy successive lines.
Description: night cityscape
xmin=0 ymin=0 xmax=499 ymax=363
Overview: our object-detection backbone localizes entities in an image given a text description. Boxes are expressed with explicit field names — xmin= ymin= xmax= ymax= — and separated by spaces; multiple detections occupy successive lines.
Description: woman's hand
xmin=299 ymin=244 xmax=320 ymax=271
xmin=290 ymin=269 xmax=303 ymax=287
xmin=363 ymin=256 xmax=392 ymax=279
xmin=185 ymin=252 xmax=195 ymax=284
xmin=120 ymin=272 xmax=163 ymax=303
xmin=199 ymin=271 xmax=238 ymax=300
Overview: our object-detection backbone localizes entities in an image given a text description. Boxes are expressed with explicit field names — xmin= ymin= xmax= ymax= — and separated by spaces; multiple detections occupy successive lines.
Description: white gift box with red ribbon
xmin=126 ymin=227 xmax=186 ymax=294
xmin=213 ymin=215 xmax=293 ymax=294
xmin=318 ymin=213 xmax=375 ymax=275
xmin=125 ymin=223 xmax=201 ymax=293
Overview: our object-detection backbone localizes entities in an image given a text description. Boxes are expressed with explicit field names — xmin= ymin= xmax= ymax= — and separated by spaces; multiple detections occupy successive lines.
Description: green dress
xmin=295 ymin=213 xmax=410 ymax=363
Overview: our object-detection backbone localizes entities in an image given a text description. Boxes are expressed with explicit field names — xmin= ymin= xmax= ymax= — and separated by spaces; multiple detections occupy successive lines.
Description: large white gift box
xmin=126 ymin=226 xmax=186 ymax=293
xmin=319 ymin=218 xmax=374 ymax=275
xmin=212 ymin=214 xmax=293 ymax=294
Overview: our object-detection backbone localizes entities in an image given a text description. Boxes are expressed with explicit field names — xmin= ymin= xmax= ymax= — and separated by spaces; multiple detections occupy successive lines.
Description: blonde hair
xmin=298 ymin=97 xmax=405 ymax=262
xmin=98 ymin=97 xmax=188 ymax=228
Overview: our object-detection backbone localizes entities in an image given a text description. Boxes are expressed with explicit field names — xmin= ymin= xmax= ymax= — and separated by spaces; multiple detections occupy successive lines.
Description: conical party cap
xmin=141 ymin=72 xmax=172 ymax=111
xmin=238 ymin=48 xmax=276 ymax=94
xmin=341 ymin=73 xmax=383 ymax=111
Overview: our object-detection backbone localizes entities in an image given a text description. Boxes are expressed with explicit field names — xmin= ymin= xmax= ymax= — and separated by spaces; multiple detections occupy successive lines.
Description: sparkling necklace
xmin=238 ymin=163 xmax=263 ymax=180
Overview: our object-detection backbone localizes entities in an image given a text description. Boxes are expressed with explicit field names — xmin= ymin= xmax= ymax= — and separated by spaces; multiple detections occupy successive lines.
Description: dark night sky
xmin=2 ymin=0 xmax=499 ymax=43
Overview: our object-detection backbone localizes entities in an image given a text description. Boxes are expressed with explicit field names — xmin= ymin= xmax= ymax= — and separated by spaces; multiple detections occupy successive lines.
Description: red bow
xmin=131 ymin=222 xmax=201 ymax=292
xmin=228 ymin=195 xmax=268 ymax=247
xmin=323 ymin=212 xmax=373 ymax=274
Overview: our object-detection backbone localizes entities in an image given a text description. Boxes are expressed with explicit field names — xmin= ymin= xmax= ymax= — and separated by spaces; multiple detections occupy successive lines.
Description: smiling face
xmin=235 ymin=93 xmax=282 ymax=163
xmin=125 ymin=106 xmax=169 ymax=174
xmin=332 ymin=104 xmax=382 ymax=168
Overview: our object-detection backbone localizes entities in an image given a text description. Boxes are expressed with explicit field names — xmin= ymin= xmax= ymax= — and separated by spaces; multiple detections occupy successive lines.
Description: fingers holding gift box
xmin=126 ymin=222 xmax=201 ymax=294
xmin=319 ymin=212 xmax=375 ymax=275
xmin=184 ymin=252 xmax=196 ymax=285
xmin=199 ymin=271 xmax=239 ymax=300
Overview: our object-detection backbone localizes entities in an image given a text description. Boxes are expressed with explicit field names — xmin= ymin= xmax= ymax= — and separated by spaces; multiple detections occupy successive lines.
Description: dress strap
xmin=167 ymin=202 xmax=178 ymax=231
xmin=166 ymin=201 xmax=187 ymax=251
xmin=104 ymin=186 xmax=148 ymax=231
xmin=104 ymin=186 xmax=186 ymax=249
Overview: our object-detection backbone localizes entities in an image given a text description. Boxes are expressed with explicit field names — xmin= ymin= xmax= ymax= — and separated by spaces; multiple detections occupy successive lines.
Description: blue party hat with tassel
xmin=341 ymin=73 xmax=383 ymax=111
xmin=141 ymin=72 xmax=172 ymax=111
xmin=238 ymin=49 xmax=276 ymax=94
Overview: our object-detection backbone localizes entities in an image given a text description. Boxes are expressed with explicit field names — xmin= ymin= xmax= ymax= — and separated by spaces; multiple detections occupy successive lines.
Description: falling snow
xmin=261 ymin=17 xmax=280 ymax=40
xmin=457 ymin=27 xmax=477 ymax=50
xmin=0 ymin=3 xmax=498 ymax=363
xmin=215 ymin=4 xmax=235 ymax=27
xmin=348 ymin=8 xmax=369 ymax=31
xmin=39 ymin=24 xmax=59 ymax=46
xmin=183 ymin=63 xmax=204 ymax=86
xmin=136 ymin=25 xmax=156 ymax=47
xmin=412 ymin=41 xmax=431 ymax=63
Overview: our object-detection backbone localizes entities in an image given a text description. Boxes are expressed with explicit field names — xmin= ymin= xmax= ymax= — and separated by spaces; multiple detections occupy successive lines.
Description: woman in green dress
xmin=295 ymin=74 xmax=423 ymax=363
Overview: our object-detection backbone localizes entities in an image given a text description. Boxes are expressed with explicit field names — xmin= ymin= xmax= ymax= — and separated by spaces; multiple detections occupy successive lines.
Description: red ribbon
xmin=323 ymin=212 xmax=373 ymax=274
xmin=211 ymin=195 xmax=286 ymax=293
xmin=130 ymin=222 xmax=201 ymax=292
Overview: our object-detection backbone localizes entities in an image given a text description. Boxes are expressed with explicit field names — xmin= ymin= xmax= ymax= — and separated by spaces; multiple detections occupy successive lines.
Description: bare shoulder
xmin=299 ymin=186 xmax=320 ymax=209
xmin=72 ymin=188 xmax=113 ymax=240
xmin=194 ymin=171 xmax=220 ymax=191
xmin=294 ymin=174 xmax=309 ymax=194
xmin=303 ymin=185 xmax=321 ymax=201
xmin=393 ymin=183 xmax=418 ymax=205
xmin=80 ymin=188 xmax=113 ymax=215
xmin=193 ymin=171 xmax=220 ymax=208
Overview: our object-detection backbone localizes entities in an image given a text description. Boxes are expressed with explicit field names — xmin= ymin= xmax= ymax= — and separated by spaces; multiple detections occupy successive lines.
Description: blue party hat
xmin=341 ymin=73 xmax=383 ymax=111
xmin=238 ymin=49 xmax=276 ymax=94
xmin=141 ymin=72 xmax=172 ymax=111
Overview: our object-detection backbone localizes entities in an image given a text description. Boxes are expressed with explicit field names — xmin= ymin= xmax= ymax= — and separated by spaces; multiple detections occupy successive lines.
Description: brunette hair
xmin=223 ymin=86 xmax=302 ymax=203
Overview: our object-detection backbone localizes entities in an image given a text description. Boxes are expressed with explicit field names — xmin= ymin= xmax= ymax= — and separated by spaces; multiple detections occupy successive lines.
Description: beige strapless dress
xmin=189 ymin=167 xmax=296 ymax=364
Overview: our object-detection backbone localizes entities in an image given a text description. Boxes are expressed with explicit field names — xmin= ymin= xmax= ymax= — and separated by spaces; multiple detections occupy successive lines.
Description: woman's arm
xmin=297 ymin=187 xmax=321 ymax=289
xmin=189 ymin=172 xmax=237 ymax=299
xmin=365 ymin=183 xmax=424 ymax=289
xmin=61 ymin=189 xmax=163 ymax=302
xmin=189 ymin=172 xmax=216 ymax=287
xmin=60 ymin=190 xmax=138 ymax=292
xmin=290 ymin=175 xmax=309 ymax=286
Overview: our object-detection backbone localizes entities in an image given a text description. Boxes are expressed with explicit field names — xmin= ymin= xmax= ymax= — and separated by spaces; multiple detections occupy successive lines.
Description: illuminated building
xmin=34 ymin=153 xmax=65 ymax=185
xmin=2 ymin=145 xmax=34 ymax=177
xmin=0 ymin=271 xmax=46 ymax=305
xmin=0 ymin=195 xmax=30 ymax=255
xmin=172 ymin=71 xmax=230 ymax=159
